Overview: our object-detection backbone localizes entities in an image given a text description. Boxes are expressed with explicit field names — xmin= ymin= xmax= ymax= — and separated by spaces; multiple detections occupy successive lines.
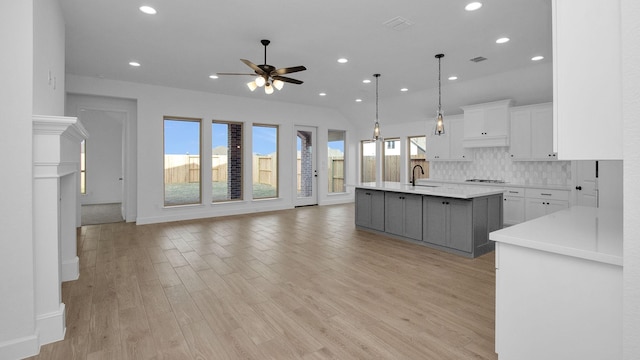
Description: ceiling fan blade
xmin=240 ymin=59 xmax=265 ymax=75
xmin=272 ymin=66 xmax=307 ymax=76
xmin=272 ymin=75 xmax=303 ymax=85
xmin=216 ymin=72 xmax=256 ymax=76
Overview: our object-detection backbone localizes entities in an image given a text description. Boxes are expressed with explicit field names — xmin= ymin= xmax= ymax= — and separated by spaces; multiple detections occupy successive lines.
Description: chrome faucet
xmin=411 ymin=164 xmax=424 ymax=187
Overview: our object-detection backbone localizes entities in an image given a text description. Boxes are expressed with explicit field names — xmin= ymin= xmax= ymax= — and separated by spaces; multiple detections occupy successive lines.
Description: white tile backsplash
xmin=430 ymin=147 xmax=572 ymax=186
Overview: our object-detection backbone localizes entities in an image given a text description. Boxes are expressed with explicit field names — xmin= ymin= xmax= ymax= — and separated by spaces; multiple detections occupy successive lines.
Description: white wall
xmin=66 ymin=75 xmax=357 ymax=224
xmin=0 ymin=0 xmax=37 ymax=357
xmin=33 ymin=0 xmax=65 ymax=116
xmin=622 ymin=0 xmax=640 ymax=358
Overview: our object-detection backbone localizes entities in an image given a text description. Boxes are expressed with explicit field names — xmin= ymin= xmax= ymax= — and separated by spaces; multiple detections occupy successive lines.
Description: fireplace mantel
xmin=32 ymin=114 xmax=88 ymax=345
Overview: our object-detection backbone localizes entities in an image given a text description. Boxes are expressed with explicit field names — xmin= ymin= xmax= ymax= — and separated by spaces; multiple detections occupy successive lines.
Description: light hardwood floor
xmin=28 ymin=203 xmax=498 ymax=360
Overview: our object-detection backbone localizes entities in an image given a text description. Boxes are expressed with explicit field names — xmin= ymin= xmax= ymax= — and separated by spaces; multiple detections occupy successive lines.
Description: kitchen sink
xmin=406 ymin=183 xmax=440 ymax=188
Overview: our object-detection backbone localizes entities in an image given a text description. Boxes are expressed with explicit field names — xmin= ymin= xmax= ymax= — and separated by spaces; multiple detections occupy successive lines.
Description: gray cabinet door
xmin=386 ymin=192 xmax=423 ymax=240
xmin=356 ymin=188 xmax=384 ymax=231
xmin=403 ymin=194 xmax=423 ymax=240
xmin=423 ymin=197 xmax=448 ymax=247
xmin=385 ymin=192 xmax=405 ymax=236
xmin=370 ymin=190 xmax=385 ymax=231
xmin=355 ymin=188 xmax=372 ymax=228
xmin=449 ymin=199 xmax=473 ymax=252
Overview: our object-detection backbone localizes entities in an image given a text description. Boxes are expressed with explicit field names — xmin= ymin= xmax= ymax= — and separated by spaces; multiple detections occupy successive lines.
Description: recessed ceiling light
xmin=337 ymin=58 xmax=348 ymax=64
xmin=355 ymin=99 xmax=362 ymax=102
xmin=531 ymin=55 xmax=544 ymax=61
xmin=129 ymin=61 xmax=141 ymax=67
xmin=319 ymin=92 xmax=327 ymax=96
xmin=400 ymin=88 xmax=408 ymax=92
xmin=209 ymin=74 xmax=219 ymax=79
xmin=465 ymin=2 xmax=482 ymax=11
xmin=362 ymin=79 xmax=371 ymax=84
xmin=139 ymin=6 xmax=157 ymax=15
xmin=496 ymin=37 xmax=510 ymax=44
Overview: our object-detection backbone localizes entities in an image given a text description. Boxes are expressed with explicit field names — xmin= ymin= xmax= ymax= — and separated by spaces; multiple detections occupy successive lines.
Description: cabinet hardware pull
xmin=508 ymin=191 xmax=518 ymax=193
xmin=541 ymin=193 xmax=552 ymax=196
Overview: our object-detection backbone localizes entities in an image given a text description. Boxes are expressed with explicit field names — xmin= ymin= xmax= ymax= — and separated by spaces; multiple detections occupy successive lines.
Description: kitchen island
xmin=355 ymin=182 xmax=504 ymax=258
xmin=490 ymin=206 xmax=622 ymax=359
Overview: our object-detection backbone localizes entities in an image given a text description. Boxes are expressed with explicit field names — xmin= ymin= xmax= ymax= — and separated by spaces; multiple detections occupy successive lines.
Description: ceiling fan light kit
xmin=218 ymin=39 xmax=306 ymax=95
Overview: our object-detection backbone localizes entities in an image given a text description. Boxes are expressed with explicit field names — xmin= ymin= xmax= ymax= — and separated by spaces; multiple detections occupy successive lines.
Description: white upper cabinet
xmin=427 ymin=116 xmax=472 ymax=161
xmin=510 ymin=103 xmax=557 ymax=161
xmin=426 ymin=128 xmax=450 ymax=160
xmin=552 ymin=0 xmax=622 ymax=160
xmin=448 ymin=117 xmax=473 ymax=160
xmin=462 ymin=99 xmax=514 ymax=148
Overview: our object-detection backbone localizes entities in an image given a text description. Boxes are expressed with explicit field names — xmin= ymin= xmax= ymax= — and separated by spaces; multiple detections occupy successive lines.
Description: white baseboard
xmin=62 ymin=256 xmax=79 ymax=282
xmin=0 ymin=333 xmax=40 ymax=360
xmin=36 ymin=303 xmax=66 ymax=345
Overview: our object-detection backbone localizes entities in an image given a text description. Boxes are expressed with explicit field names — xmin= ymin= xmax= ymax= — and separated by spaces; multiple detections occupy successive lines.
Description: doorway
xmin=294 ymin=126 xmax=317 ymax=206
xmin=78 ymin=109 xmax=126 ymax=224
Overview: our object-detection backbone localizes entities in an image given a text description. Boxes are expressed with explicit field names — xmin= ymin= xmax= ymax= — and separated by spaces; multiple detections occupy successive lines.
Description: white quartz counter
xmin=490 ymin=206 xmax=622 ymax=266
xmin=355 ymin=181 xmax=505 ymax=199
xmin=417 ymin=178 xmax=572 ymax=191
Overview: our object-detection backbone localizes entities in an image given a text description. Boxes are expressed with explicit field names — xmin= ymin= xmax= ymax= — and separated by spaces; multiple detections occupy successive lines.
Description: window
xmin=163 ymin=117 xmax=201 ymax=206
xmin=361 ymin=140 xmax=376 ymax=183
xmin=408 ymin=136 xmax=429 ymax=180
xmin=80 ymin=140 xmax=86 ymax=194
xmin=252 ymin=124 xmax=278 ymax=199
xmin=383 ymin=138 xmax=400 ymax=182
xmin=212 ymin=121 xmax=243 ymax=202
xmin=328 ymin=130 xmax=345 ymax=193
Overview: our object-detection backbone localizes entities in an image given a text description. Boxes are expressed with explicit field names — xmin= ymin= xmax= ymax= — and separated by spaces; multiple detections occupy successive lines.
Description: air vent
xmin=470 ymin=56 xmax=487 ymax=63
xmin=383 ymin=16 xmax=414 ymax=31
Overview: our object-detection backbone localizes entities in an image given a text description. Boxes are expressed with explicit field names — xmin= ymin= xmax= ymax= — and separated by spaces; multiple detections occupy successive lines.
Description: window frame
xmin=383 ymin=137 xmax=400 ymax=182
xmin=163 ymin=116 xmax=203 ymax=207
xmin=408 ymin=135 xmax=429 ymax=181
xmin=360 ymin=139 xmax=377 ymax=183
xmin=327 ymin=129 xmax=346 ymax=194
xmin=252 ymin=123 xmax=279 ymax=200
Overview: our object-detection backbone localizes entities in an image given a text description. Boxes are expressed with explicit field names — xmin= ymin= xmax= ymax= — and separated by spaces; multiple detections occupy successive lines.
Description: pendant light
xmin=434 ymin=53 xmax=445 ymax=135
xmin=372 ymin=73 xmax=382 ymax=141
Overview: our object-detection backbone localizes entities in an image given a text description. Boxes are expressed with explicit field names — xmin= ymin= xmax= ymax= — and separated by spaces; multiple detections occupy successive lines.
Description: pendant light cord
xmin=438 ymin=56 xmax=442 ymax=111
xmin=374 ymin=74 xmax=380 ymax=121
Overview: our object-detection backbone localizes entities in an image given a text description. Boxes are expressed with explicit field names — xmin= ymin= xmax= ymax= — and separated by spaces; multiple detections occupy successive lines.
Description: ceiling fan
xmin=217 ymin=39 xmax=307 ymax=94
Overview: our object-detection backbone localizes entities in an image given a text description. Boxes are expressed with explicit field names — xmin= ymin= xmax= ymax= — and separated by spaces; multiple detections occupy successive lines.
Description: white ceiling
xmin=60 ymin=0 xmax=553 ymax=127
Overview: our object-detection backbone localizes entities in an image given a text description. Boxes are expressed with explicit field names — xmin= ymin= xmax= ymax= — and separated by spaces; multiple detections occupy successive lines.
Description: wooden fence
xmin=329 ymin=157 xmax=344 ymax=192
xmin=164 ymin=154 xmax=278 ymax=187
xmin=362 ymin=155 xmax=429 ymax=182
xmin=164 ymin=154 xmax=425 ymax=188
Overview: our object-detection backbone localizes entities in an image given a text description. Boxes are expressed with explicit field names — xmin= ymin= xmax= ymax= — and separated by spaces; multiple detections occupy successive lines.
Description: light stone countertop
xmin=418 ymin=178 xmax=572 ymax=191
xmin=355 ymin=181 xmax=505 ymax=199
xmin=490 ymin=206 xmax=622 ymax=266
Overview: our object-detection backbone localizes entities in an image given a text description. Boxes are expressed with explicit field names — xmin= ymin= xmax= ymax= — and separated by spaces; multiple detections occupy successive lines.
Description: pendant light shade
xmin=255 ymin=75 xmax=266 ymax=87
xmin=373 ymin=73 xmax=382 ymax=141
xmin=264 ymin=83 xmax=274 ymax=94
xmin=247 ymin=81 xmax=258 ymax=92
xmin=434 ymin=54 xmax=445 ymax=135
